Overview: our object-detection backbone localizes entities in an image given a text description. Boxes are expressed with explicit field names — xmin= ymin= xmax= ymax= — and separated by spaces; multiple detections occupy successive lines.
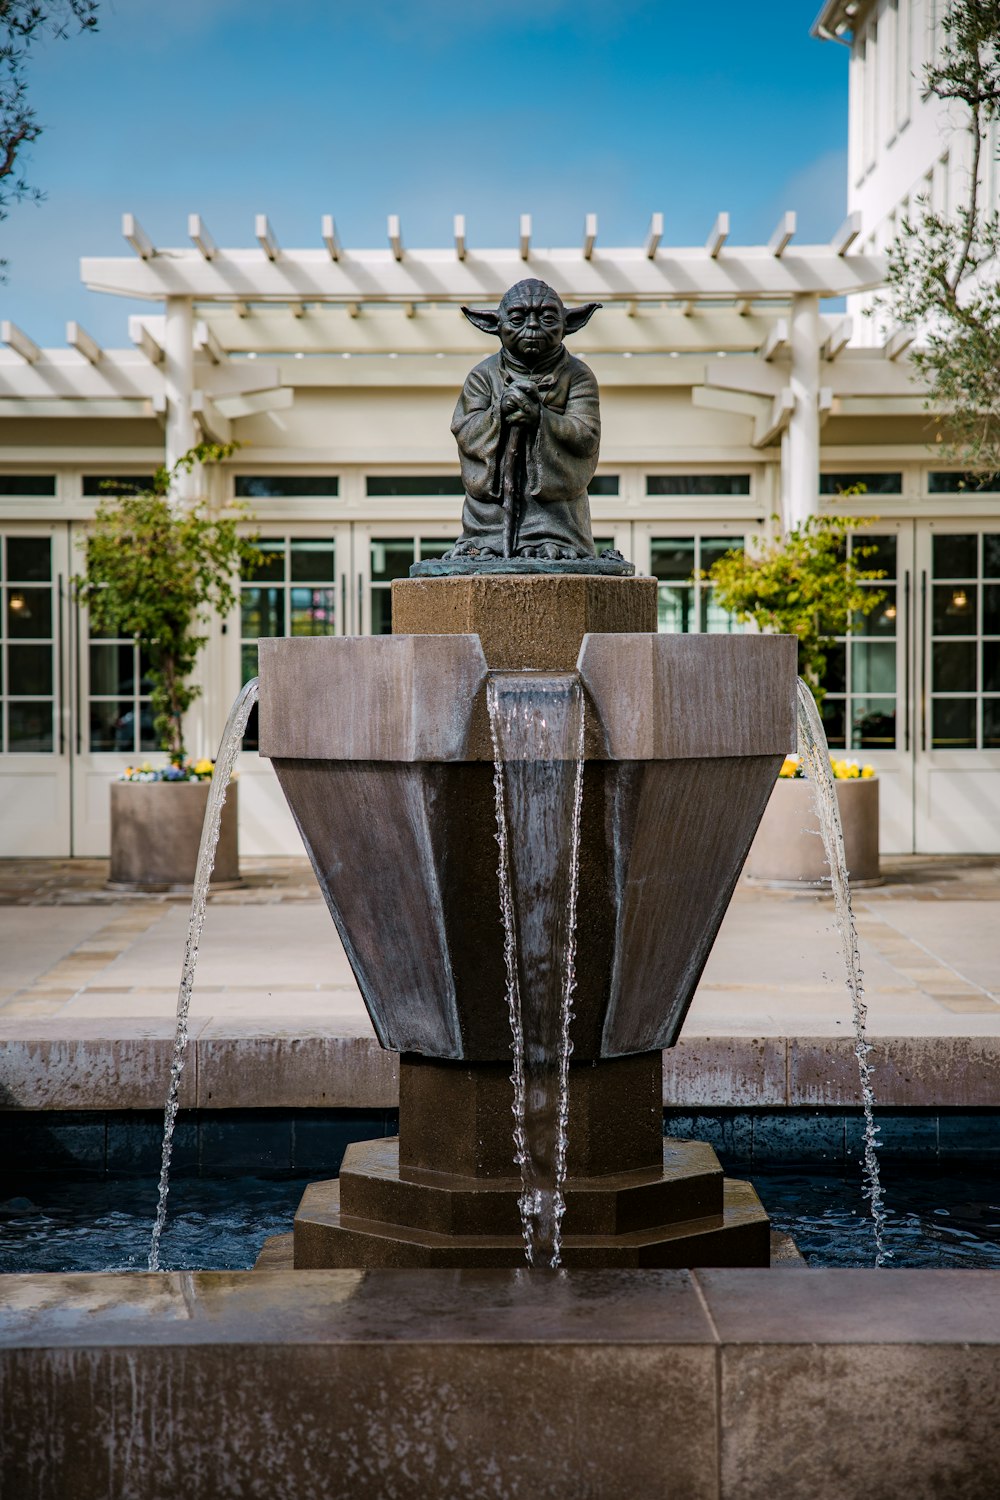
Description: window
xmin=82 ymin=475 xmax=154 ymax=497
xmin=2 ymin=535 xmax=55 ymax=753
xmin=820 ymin=473 xmax=903 ymax=495
xmin=0 ymin=476 xmax=56 ymax=497
xmin=240 ymin=536 xmax=339 ymax=749
xmin=88 ymin=633 xmax=155 ymax=755
xmin=929 ymin=532 xmax=1000 ymax=749
xmin=366 ymin=476 xmax=465 ymax=497
xmin=588 ymin=476 xmax=620 ymax=496
xmin=819 ymin=533 xmax=899 ymax=751
xmin=234 ymin=476 xmax=339 ymax=498
xmin=928 ymin=472 xmax=1000 ymax=494
xmin=646 ymin=475 xmax=751 ymax=497
xmin=650 ymin=535 xmax=745 ymax=634
xmin=369 ymin=535 xmax=455 ymax=633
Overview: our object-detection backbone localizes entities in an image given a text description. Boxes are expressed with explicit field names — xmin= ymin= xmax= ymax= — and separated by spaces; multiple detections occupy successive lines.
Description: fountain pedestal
xmin=258 ymin=575 xmax=796 ymax=1270
xmin=292 ymin=1051 xmax=771 ymax=1268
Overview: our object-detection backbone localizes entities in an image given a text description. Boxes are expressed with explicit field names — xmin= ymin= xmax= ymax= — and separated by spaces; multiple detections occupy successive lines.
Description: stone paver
xmin=1 ymin=855 xmax=997 ymax=1109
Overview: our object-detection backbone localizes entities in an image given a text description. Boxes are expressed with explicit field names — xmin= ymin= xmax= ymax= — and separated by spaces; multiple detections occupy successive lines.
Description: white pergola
xmin=0 ymin=210 xmax=920 ymax=524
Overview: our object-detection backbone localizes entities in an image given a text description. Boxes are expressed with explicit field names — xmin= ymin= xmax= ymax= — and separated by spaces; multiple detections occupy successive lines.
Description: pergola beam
xmin=193 ymin=319 xmax=224 ymax=365
xmin=831 ymin=210 xmax=862 ymax=256
xmin=122 ymin=212 xmax=154 ymax=260
xmin=755 ymin=387 xmax=795 ymax=447
xmin=884 ymin=326 xmax=915 ymax=360
xmin=705 ymin=212 xmax=729 ymax=259
xmin=255 ymin=214 xmax=280 ymax=262
xmin=130 ymin=317 xmax=164 ymax=366
xmin=388 ymin=215 xmax=404 ymax=262
xmin=82 ymin=242 xmax=886 ymax=302
xmin=768 ymin=211 xmax=797 ymax=258
xmin=822 ymin=316 xmax=853 ymax=360
xmin=66 ymin=320 xmax=102 ymax=365
xmin=453 ymin=214 xmax=466 ymax=262
xmin=321 ymin=215 xmax=341 ymax=261
xmin=760 ymin=318 xmax=789 ymax=362
xmin=644 ymin=213 xmax=663 ymax=259
xmin=583 ymin=213 xmax=597 ymax=261
xmin=2 ymin=321 xmax=41 ymax=364
xmin=188 ymin=213 xmax=216 ymax=261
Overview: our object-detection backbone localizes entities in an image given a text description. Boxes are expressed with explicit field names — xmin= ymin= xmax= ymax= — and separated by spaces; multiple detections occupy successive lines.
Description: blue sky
xmin=0 ymin=0 xmax=849 ymax=346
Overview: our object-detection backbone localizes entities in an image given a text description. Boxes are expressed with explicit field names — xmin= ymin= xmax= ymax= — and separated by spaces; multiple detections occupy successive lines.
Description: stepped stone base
xmin=289 ymin=1136 xmax=772 ymax=1269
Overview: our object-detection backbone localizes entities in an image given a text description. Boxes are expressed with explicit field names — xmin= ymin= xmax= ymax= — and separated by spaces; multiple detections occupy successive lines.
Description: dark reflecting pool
xmin=0 ymin=1176 xmax=311 ymax=1274
xmin=2 ymin=1166 xmax=999 ymax=1272
xmin=753 ymin=1165 xmax=1000 ymax=1268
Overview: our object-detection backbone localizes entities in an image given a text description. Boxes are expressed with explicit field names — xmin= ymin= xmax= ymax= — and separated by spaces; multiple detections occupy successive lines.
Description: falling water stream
xmin=796 ymin=677 xmax=891 ymax=1267
xmin=147 ymin=676 xmax=260 ymax=1272
xmin=487 ymin=672 xmax=585 ymax=1269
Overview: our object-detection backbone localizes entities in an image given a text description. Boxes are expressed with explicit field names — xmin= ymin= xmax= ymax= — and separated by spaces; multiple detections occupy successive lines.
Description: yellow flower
xmin=862 ymin=764 xmax=875 ymax=778
xmin=192 ymin=759 xmax=214 ymax=775
xmin=779 ymin=755 xmax=800 ymax=778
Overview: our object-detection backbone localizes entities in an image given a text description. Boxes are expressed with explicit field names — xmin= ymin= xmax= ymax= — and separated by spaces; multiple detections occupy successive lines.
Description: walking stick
xmin=501 ymin=423 xmax=522 ymax=559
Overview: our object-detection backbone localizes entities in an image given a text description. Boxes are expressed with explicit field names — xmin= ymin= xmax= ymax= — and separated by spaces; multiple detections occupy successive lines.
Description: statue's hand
xmin=502 ymin=383 xmax=541 ymax=428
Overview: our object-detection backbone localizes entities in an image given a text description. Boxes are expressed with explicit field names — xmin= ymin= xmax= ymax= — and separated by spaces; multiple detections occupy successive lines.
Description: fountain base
xmin=273 ymin=1054 xmax=771 ymax=1269
xmin=288 ymin=1139 xmax=770 ymax=1268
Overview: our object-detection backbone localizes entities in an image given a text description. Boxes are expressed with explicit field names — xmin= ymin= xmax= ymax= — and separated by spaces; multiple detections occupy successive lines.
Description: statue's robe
xmin=449 ymin=345 xmax=600 ymax=557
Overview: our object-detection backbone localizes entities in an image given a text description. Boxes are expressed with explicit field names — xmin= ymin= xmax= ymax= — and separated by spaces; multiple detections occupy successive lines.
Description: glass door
xmin=0 ymin=524 xmax=71 ymax=854
xmin=914 ymin=522 xmax=1000 ymax=851
xmin=235 ymin=525 xmax=352 ymax=856
xmin=818 ymin=521 xmax=915 ymax=853
xmin=354 ymin=523 xmax=461 ymax=635
xmin=632 ymin=523 xmax=750 ymax=634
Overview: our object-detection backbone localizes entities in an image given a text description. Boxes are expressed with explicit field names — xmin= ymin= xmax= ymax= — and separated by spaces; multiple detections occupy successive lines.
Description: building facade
xmin=1 ymin=7 xmax=998 ymax=859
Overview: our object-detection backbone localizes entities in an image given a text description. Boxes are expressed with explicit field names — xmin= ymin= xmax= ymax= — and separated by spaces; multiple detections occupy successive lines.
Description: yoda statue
xmin=444 ymin=279 xmax=603 ymax=563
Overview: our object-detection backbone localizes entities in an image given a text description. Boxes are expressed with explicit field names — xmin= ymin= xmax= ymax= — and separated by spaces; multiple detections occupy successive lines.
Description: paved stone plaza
xmin=1 ymin=855 xmax=997 ymax=1113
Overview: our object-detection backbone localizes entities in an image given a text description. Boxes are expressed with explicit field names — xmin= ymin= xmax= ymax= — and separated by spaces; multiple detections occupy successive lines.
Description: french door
xmin=0 ymin=523 xmax=71 ymax=854
xmin=913 ymin=521 xmax=1000 ymax=852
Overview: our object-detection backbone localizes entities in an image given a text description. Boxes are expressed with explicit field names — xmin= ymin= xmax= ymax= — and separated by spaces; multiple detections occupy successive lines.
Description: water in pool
xmin=2 ymin=1167 xmax=1000 ymax=1272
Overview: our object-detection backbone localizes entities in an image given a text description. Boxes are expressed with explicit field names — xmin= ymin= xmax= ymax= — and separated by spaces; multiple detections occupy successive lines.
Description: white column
xmin=783 ymin=293 xmax=821 ymax=532
xmin=164 ymin=297 xmax=195 ymax=496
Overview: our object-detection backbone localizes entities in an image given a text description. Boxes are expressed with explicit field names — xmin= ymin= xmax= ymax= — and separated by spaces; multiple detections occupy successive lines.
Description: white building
xmin=813 ymin=0 xmax=1000 ymax=336
xmin=0 ymin=8 xmax=998 ymax=861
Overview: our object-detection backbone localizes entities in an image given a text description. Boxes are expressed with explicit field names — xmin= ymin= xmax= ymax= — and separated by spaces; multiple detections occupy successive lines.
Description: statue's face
xmin=498 ymin=287 xmax=566 ymax=366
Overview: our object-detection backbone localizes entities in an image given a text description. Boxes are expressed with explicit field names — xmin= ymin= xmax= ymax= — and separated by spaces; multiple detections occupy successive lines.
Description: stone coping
xmin=2 ymin=1022 xmax=1000 ymax=1111
xmin=2 ymin=1268 xmax=999 ymax=1498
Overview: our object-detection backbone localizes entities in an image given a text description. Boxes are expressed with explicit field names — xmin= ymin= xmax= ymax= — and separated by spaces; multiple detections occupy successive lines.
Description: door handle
xmin=56 ymin=575 xmax=65 ymax=756
xmin=920 ymin=569 xmax=928 ymax=752
xmin=903 ymin=569 xmax=910 ymax=752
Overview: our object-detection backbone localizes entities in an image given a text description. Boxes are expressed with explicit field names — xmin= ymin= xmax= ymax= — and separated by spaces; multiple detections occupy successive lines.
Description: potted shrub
xmin=707 ymin=513 xmax=887 ymax=887
xmin=75 ymin=444 xmax=264 ymax=889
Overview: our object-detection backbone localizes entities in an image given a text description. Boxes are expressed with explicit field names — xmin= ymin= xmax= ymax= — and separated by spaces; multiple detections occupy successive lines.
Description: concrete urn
xmin=744 ymin=774 xmax=880 ymax=887
xmin=108 ymin=779 xmax=240 ymax=889
xmin=259 ymin=630 xmax=797 ymax=1063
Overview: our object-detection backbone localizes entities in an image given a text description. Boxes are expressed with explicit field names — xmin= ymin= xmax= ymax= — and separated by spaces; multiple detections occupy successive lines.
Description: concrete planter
xmin=744 ymin=775 xmax=880 ymax=887
xmin=108 ymin=779 xmax=239 ymax=890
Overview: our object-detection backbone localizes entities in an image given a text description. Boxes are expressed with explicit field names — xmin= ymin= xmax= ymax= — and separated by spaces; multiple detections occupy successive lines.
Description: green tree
xmin=880 ymin=0 xmax=1000 ymax=473
xmin=1 ymin=2 xmax=98 ymax=275
xmin=75 ymin=444 xmax=264 ymax=761
xmin=706 ymin=515 xmax=886 ymax=701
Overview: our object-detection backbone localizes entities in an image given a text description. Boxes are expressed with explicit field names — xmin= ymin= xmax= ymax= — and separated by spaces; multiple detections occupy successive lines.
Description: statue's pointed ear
xmin=563 ymin=301 xmax=602 ymax=334
xmin=461 ymin=306 xmax=501 ymax=336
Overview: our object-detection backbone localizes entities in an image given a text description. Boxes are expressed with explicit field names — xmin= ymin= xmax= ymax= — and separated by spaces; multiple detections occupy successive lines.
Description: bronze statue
xmin=445 ymin=279 xmax=603 ymax=562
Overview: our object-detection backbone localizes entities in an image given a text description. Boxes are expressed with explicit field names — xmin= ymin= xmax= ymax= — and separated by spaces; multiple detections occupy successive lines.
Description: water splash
xmin=147 ymin=677 xmax=259 ymax=1272
xmin=795 ymin=677 xmax=891 ymax=1267
xmin=487 ymin=673 xmax=585 ymax=1269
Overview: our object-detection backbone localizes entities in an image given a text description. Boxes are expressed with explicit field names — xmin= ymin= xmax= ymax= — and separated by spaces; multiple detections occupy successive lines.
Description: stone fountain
xmin=257 ymin=279 xmax=797 ymax=1270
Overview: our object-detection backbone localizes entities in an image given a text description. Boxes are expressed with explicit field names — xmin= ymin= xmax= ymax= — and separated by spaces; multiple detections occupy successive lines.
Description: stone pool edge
xmin=1 ymin=1266 xmax=998 ymax=1500
xmin=3 ymin=1022 xmax=1000 ymax=1110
